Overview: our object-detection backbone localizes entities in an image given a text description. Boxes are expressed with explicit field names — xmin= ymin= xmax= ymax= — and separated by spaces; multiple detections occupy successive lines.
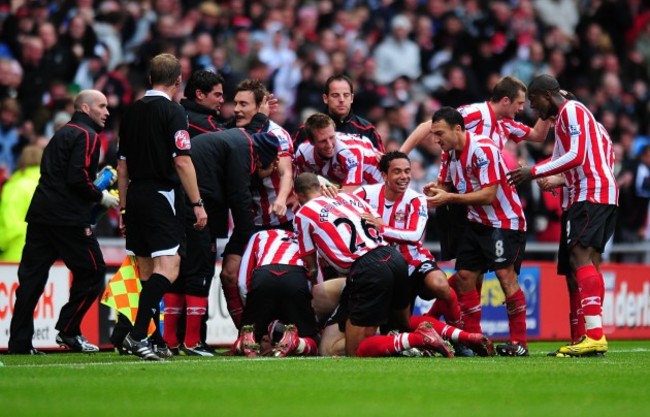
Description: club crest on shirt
xmin=175 ymin=130 xmax=191 ymax=150
xmin=395 ymin=210 xmax=406 ymax=222
xmin=569 ymin=124 xmax=581 ymax=136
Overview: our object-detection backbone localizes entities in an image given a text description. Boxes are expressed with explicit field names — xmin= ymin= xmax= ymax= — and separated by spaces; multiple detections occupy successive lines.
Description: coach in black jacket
xmin=8 ymin=89 xmax=119 ymax=354
xmin=191 ymin=128 xmax=279 ymax=328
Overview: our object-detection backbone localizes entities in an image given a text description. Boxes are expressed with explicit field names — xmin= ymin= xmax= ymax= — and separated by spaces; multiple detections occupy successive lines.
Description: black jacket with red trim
xmin=26 ymin=112 xmax=104 ymax=226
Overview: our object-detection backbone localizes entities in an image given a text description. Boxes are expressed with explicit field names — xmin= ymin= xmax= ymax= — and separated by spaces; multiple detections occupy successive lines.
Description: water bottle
xmin=94 ymin=165 xmax=117 ymax=191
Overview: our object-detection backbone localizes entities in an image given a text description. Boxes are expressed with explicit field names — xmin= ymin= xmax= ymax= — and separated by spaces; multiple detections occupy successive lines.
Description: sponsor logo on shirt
xmin=345 ymin=157 xmax=358 ymax=169
xmin=475 ymin=155 xmax=489 ymax=168
xmin=457 ymin=179 xmax=467 ymax=194
xmin=175 ymin=130 xmax=191 ymax=150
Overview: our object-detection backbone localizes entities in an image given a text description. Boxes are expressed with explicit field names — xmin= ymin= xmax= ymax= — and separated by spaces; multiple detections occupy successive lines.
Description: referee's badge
xmin=175 ymin=130 xmax=191 ymax=150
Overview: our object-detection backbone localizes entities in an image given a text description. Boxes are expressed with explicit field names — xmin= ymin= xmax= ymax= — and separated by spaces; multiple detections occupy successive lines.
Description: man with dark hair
xmin=424 ymin=106 xmax=530 ymax=357
xmin=293 ymin=74 xmax=384 ymax=152
xmin=508 ymin=74 xmax=618 ymax=357
xmin=233 ymin=78 xmax=294 ymax=231
xmin=181 ymin=70 xmax=225 ymax=136
xmin=354 ymin=152 xmax=463 ymax=335
xmin=9 ymin=89 xmax=116 ymax=355
xmin=117 ymin=53 xmax=207 ymax=361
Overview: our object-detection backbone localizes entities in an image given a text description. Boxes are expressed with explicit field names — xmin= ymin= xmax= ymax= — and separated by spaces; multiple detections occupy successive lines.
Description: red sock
xmin=436 ymin=287 xmax=461 ymax=325
xmin=162 ymin=293 xmax=184 ymax=348
xmin=185 ymin=295 xmax=208 ymax=347
xmin=505 ymin=289 xmax=527 ymax=347
xmin=356 ymin=334 xmax=420 ymax=357
xmin=426 ymin=274 xmax=458 ymax=319
xmin=576 ymin=265 xmax=604 ymax=340
xmin=222 ymin=285 xmax=243 ymax=329
xmin=458 ymin=290 xmax=482 ymax=333
xmin=569 ymin=287 xmax=585 ymax=343
xmin=295 ymin=337 xmax=319 ymax=356
xmin=409 ymin=315 xmax=474 ymax=345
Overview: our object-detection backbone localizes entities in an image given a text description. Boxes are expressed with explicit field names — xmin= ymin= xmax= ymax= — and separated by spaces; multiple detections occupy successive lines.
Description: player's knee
xmin=426 ymin=271 xmax=450 ymax=296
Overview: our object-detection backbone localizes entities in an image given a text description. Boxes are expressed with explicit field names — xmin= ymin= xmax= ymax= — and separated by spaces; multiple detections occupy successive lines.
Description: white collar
xmin=144 ymin=89 xmax=171 ymax=101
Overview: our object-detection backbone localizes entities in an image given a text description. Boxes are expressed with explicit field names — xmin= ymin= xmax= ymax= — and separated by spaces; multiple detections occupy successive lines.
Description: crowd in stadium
xmin=0 ymin=0 xmax=647 ymax=358
xmin=1 ymin=0 xmax=650 ymax=249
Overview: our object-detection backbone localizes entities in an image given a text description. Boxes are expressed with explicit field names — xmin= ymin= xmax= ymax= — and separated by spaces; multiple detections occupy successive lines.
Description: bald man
xmin=8 ymin=89 xmax=118 ymax=354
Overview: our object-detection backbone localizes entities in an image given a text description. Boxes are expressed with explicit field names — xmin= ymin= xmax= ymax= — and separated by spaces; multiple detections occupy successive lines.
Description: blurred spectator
xmin=0 ymin=97 xmax=21 ymax=175
xmin=615 ymin=144 xmax=650 ymax=262
xmin=59 ymin=14 xmax=99 ymax=62
xmin=0 ymin=145 xmax=43 ymax=262
xmin=39 ymin=21 xmax=78 ymax=83
xmin=373 ymin=14 xmax=421 ymax=84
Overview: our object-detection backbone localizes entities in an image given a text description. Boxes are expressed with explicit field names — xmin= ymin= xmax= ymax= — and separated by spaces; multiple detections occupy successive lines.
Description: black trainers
xmin=56 ymin=333 xmax=99 ymax=353
xmin=496 ymin=342 xmax=529 ymax=357
xmin=451 ymin=341 xmax=475 ymax=357
xmin=180 ymin=343 xmax=216 ymax=357
xmin=7 ymin=348 xmax=46 ymax=355
xmin=122 ymin=334 xmax=164 ymax=361
xmin=150 ymin=343 xmax=174 ymax=359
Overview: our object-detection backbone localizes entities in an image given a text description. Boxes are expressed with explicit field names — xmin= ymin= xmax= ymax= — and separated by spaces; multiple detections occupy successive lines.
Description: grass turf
xmin=1 ymin=340 xmax=648 ymax=417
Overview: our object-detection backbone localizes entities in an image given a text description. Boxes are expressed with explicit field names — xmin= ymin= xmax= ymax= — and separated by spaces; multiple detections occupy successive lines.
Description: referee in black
xmin=8 ymin=89 xmax=118 ymax=354
xmin=117 ymin=53 xmax=207 ymax=361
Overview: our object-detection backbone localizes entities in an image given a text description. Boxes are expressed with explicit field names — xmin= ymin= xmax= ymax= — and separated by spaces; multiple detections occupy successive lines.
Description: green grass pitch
xmin=1 ymin=340 xmax=649 ymax=417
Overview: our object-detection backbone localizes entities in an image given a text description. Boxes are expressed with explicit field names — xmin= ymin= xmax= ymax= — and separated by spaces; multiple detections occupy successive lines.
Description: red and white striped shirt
xmin=440 ymin=101 xmax=532 ymax=184
xmin=531 ymin=101 xmax=618 ymax=207
xmin=355 ymin=184 xmax=433 ymax=274
xmin=252 ymin=121 xmax=295 ymax=226
xmin=238 ymin=229 xmax=308 ymax=300
xmin=294 ymin=193 xmax=386 ymax=274
xmin=459 ymin=101 xmax=531 ymax=150
xmin=441 ymin=131 xmax=527 ymax=231
xmin=295 ymin=132 xmax=381 ymax=187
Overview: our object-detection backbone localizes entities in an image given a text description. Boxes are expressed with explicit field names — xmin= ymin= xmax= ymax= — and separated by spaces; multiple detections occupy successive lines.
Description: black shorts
xmin=347 ymin=246 xmax=409 ymax=327
xmin=241 ymin=264 xmax=318 ymax=340
xmin=455 ymin=222 xmax=525 ymax=274
xmin=410 ymin=259 xmax=441 ymax=296
xmin=125 ymin=181 xmax=186 ymax=258
xmin=557 ymin=202 xmax=617 ymax=275
xmin=436 ymin=204 xmax=467 ymax=261
xmin=170 ymin=213 xmax=217 ymax=297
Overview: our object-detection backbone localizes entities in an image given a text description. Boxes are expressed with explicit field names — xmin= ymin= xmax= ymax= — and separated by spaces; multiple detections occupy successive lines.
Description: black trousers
xmin=9 ymin=223 xmax=106 ymax=352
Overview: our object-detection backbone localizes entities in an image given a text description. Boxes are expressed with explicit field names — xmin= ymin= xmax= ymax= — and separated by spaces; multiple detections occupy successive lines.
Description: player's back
xmin=294 ymin=193 xmax=385 ymax=274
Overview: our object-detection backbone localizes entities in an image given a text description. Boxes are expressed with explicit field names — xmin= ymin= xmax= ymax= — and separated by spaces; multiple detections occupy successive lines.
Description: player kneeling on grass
xmin=317 ymin=283 xmax=494 ymax=358
xmin=231 ymin=229 xmax=320 ymax=357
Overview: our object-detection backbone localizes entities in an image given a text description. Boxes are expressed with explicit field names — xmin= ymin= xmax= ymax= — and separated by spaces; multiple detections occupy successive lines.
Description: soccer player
xmin=233 ymin=79 xmax=295 ymax=231
xmin=232 ymin=229 xmax=320 ymax=357
xmin=508 ymin=74 xmax=618 ymax=357
xmin=424 ymin=107 xmax=529 ymax=357
xmin=295 ymin=112 xmax=382 ymax=193
xmin=353 ymin=152 xmax=462 ymax=328
xmin=400 ymin=76 xmax=551 ymax=261
xmin=400 ymin=76 xmax=551 ymax=154
xmin=293 ymin=172 xmax=409 ymax=356
xmin=293 ymin=74 xmax=384 ymax=152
